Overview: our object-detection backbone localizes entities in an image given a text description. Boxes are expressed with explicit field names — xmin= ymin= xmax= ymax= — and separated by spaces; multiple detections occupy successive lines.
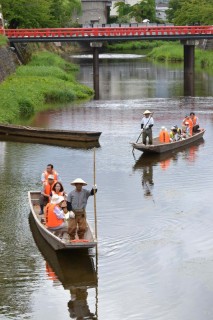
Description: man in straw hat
xmin=67 ymin=178 xmax=97 ymax=240
xmin=141 ymin=110 xmax=154 ymax=145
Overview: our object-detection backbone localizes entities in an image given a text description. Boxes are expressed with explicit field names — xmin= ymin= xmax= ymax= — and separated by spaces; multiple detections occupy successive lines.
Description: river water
xmin=0 ymin=54 xmax=213 ymax=320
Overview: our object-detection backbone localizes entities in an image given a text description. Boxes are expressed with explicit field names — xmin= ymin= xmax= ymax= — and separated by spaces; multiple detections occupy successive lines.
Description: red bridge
xmin=3 ymin=26 xmax=213 ymax=43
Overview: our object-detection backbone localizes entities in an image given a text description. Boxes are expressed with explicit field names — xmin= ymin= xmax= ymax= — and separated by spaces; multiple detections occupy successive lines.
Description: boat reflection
xmin=133 ymin=138 xmax=205 ymax=197
xmin=0 ymin=135 xmax=101 ymax=150
xmin=29 ymin=213 xmax=98 ymax=319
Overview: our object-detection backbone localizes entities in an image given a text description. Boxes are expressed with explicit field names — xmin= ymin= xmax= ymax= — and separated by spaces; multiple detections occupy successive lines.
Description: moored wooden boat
xmin=28 ymin=191 xmax=97 ymax=251
xmin=131 ymin=129 xmax=205 ymax=154
xmin=0 ymin=123 xmax=101 ymax=142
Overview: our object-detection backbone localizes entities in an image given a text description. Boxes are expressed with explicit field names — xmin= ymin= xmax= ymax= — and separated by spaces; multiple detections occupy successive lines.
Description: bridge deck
xmin=2 ymin=26 xmax=213 ymax=43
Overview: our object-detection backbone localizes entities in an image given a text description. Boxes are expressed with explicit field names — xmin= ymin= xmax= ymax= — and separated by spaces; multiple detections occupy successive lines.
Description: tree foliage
xmin=167 ymin=0 xmax=213 ymax=25
xmin=114 ymin=0 xmax=156 ymax=23
xmin=0 ymin=0 xmax=81 ymax=28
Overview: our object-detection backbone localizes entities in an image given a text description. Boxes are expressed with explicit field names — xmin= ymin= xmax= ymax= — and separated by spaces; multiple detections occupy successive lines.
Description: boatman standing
xmin=67 ymin=178 xmax=97 ymax=240
xmin=141 ymin=110 xmax=154 ymax=145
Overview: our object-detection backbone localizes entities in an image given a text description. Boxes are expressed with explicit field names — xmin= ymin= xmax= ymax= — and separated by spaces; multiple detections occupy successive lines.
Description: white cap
xmin=51 ymin=194 xmax=64 ymax=204
xmin=48 ymin=174 xmax=54 ymax=180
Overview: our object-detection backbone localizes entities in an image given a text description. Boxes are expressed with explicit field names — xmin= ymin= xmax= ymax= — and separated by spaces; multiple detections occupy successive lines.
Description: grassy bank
xmin=107 ymin=40 xmax=213 ymax=69
xmin=107 ymin=40 xmax=165 ymax=51
xmin=147 ymin=43 xmax=213 ymax=69
xmin=0 ymin=35 xmax=8 ymax=47
xmin=0 ymin=51 xmax=94 ymax=123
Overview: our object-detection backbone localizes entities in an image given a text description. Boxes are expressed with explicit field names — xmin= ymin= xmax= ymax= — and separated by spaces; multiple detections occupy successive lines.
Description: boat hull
xmin=28 ymin=191 xmax=97 ymax=251
xmin=0 ymin=124 xmax=101 ymax=142
xmin=132 ymin=129 xmax=205 ymax=154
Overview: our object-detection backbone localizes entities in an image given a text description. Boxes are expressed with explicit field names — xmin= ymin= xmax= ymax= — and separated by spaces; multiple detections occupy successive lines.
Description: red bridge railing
xmin=2 ymin=26 xmax=213 ymax=39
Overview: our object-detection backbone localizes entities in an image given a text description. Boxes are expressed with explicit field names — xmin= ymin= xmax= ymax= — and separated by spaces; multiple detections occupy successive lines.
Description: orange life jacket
xmin=159 ymin=130 xmax=170 ymax=143
xmin=43 ymin=181 xmax=56 ymax=196
xmin=183 ymin=118 xmax=193 ymax=135
xmin=43 ymin=170 xmax=58 ymax=182
xmin=191 ymin=116 xmax=198 ymax=126
xmin=45 ymin=203 xmax=64 ymax=228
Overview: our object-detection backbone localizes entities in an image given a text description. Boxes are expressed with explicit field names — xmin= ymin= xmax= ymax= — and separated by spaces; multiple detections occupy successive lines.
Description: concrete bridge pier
xmin=181 ymin=40 xmax=196 ymax=96
xmin=90 ymin=42 xmax=103 ymax=100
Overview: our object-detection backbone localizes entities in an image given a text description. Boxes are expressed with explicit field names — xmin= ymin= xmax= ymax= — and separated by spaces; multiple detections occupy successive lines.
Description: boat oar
xmin=135 ymin=129 xmax=143 ymax=143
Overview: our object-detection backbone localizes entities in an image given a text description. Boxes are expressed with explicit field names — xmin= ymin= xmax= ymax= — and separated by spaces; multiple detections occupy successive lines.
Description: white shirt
xmin=141 ymin=116 xmax=154 ymax=129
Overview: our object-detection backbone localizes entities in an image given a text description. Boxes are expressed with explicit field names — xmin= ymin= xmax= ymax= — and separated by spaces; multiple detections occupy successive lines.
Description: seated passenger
xmin=41 ymin=163 xmax=61 ymax=184
xmin=39 ymin=174 xmax=56 ymax=215
xmin=51 ymin=181 xmax=67 ymax=200
xmin=45 ymin=195 xmax=68 ymax=237
xmin=174 ymin=125 xmax=181 ymax=135
xmin=170 ymin=127 xmax=181 ymax=142
xmin=190 ymin=112 xmax=200 ymax=133
xmin=159 ymin=126 xmax=170 ymax=143
xmin=182 ymin=122 xmax=191 ymax=138
xmin=182 ymin=115 xmax=193 ymax=135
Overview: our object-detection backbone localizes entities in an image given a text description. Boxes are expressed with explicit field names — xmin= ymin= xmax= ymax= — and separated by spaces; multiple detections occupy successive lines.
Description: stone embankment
xmin=0 ymin=46 xmax=19 ymax=82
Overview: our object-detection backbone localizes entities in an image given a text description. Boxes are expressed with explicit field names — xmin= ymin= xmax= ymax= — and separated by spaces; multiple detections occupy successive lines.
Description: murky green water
xmin=0 ymin=55 xmax=213 ymax=319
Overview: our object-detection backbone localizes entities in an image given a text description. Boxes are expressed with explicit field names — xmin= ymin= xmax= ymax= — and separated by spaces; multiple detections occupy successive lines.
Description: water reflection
xmin=0 ymin=135 xmax=101 ymax=150
xmin=29 ymin=214 xmax=98 ymax=319
xmin=133 ymin=139 xmax=205 ymax=198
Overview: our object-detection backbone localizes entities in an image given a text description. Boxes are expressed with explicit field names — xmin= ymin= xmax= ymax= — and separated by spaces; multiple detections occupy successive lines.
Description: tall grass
xmin=148 ymin=42 xmax=213 ymax=70
xmin=107 ymin=40 xmax=165 ymax=51
xmin=0 ymin=51 xmax=94 ymax=123
xmin=0 ymin=35 xmax=8 ymax=47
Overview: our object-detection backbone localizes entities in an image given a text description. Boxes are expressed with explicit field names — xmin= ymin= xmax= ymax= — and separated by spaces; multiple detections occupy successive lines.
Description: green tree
xmin=131 ymin=0 xmax=156 ymax=23
xmin=50 ymin=0 xmax=81 ymax=27
xmin=113 ymin=1 xmax=132 ymax=23
xmin=166 ymin=0 xmax=182 ymax=23
xmin=0 ymin=0 xmax=82 ymax=28
xmin=166 ymin=0 xmax=213 ymax=25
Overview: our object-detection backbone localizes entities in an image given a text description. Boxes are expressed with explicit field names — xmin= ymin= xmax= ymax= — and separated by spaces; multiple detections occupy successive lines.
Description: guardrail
xmin=2 ymin=26 xmax=213 ymax=41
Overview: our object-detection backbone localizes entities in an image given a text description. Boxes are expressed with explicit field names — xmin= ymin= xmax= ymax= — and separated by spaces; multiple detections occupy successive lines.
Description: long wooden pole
xmin=93 ymin=147 xmax=98 ymax=240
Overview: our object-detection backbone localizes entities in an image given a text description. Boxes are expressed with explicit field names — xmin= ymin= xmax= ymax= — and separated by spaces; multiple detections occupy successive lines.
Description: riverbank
xmin=107 ymin=41 xmax=213 ymax=70
xmin=0 ymin=49 xmax=94 ymax=124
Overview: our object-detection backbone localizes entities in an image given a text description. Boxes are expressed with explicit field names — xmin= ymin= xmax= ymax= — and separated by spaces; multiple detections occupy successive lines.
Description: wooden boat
xmin=0 ymin=134 xmax=101 ymax=149
xmin=29 ymin=213 xmax=97 ymax=289
xmin=0 ymin=123 xmax=101 ymax=142
xmin=133 ymin=138 xmax=205 ymax=170
xmin=28 ymin=191 xmax=97 ymax=251
xmin=131 ymin=129 xmax=205 ymax=154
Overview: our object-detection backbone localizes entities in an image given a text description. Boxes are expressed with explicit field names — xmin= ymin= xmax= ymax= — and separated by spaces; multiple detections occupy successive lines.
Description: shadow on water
xmin=132 ymin=138 xmax=205 ymax=199
xmin=133 ymin=138 xmax=205 ymax=170
xmin=29 ymin=213 xmax=98 ymax=319
xmin=0 ymin=135 xmax=101 ymax=150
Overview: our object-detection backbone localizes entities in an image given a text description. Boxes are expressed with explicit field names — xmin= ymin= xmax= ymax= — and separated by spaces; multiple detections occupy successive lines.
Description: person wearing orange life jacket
xmin=182 ymin=115 xmax=193 ymax=135
xmin=39 ymin=174 xmax=56 ymax=215
xmin=159 ymin=126 xmax=170 ymax=143
xmin=182 ymin=122 xmax=191 ymax=138
xmin=41 ymin=163 xmax=61 ymax=184
xmin=190 ymin=112 xmax=200 ymax=132
xmin=51 ymin=181 xmax=67 ymax=200
xmin=45 ymin=195 xmax=68 ymax=236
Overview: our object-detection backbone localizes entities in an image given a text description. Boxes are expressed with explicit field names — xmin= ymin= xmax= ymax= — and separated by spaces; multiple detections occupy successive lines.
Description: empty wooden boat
xmin=0 ymin=123 xmax=101 ymax=142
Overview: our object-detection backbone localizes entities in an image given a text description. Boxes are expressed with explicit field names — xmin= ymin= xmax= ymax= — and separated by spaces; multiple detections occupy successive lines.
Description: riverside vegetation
xmin=0 ymin=49 xmax=94 ymax=123
xmin=107 ymin=41 xmax=213 ymax=70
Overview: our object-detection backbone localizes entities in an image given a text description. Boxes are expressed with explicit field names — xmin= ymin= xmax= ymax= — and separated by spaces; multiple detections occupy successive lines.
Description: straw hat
xmin=70 ymin=178 xmax=87 ymax=186
xmin=51 ymin=194 xmax=64 ymax=204
xmin=161 ymin=126 xmax=166 ymax=130
xmin=143 ymin=110 xmax=152 ymax=115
